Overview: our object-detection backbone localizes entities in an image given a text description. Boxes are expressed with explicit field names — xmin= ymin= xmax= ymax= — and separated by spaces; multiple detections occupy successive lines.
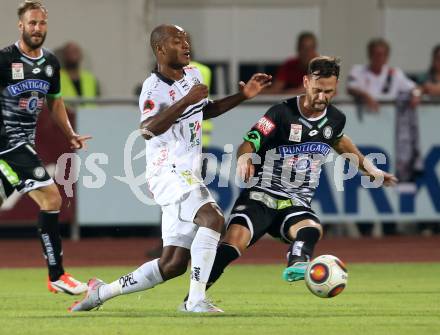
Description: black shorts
xmin=227 ymin=189 xmax=320 ymax=246
xmin=0 ymin=143 xmax=52 ymax=201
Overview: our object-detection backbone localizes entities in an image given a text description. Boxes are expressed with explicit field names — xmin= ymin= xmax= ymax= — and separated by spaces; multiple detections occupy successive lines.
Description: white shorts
xmin=161 ymin=184 xmax=217 ymax=249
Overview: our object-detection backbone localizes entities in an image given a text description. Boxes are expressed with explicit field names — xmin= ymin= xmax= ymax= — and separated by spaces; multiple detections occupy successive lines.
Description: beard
xmin=22 ymin=30 xmax=46 ymax=50
xmin=306 ymin=94 xmax=328 ymax=112
xmin=311 ymin=101 xmax=328 ymax=112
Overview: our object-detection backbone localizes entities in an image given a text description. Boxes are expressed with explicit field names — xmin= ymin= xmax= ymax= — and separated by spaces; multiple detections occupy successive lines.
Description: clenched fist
xmin=183 ymin=84 xmax=208 ymax=105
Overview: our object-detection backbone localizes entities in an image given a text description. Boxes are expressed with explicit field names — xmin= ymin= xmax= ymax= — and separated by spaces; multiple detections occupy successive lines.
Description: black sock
xmin=37 ymin=211 xmax=65 ymax=281
xmin=184 ymin=242 xmax=240 ymax=302
xmin=287 ymin=227 xmax=320 ymax=267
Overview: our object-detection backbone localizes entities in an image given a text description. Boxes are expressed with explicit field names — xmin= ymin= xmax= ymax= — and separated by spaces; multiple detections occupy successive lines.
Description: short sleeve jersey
xmin=347 ymin=64 xmax=415 ymax=100
xmin=244 ymin=96 xmax=346 ymax=207
xmin=138 ymin=66 xmax=208 ymax=178
xmin=0 ymin=43 xmax=61 ymax=152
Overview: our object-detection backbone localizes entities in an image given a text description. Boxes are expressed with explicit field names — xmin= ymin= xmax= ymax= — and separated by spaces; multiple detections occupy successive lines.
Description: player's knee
xmin=290 ymin=221 xmax=323 ymax=241
xmin=159 ymin=258 xmax=188 ymax=280
xmin=195 ymin=204 xmax=225 ymax=232
xmin=205 ymin=212 xmax=225 ymax=233
xmin=223 ymin=225 xmax=251 ymax=254
xmin=41 ymin=192 xmax=62 ymax=211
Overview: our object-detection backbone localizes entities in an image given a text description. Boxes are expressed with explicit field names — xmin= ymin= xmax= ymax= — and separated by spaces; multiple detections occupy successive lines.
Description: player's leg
xmin=2 ymin=144 xmax=86 ymax=294
xmin=180 ymin=191 xmax=273 ymax=307
xmin=281 ymin=213 xmax=323 ymax=282
xmin=205 ymin=221 xmax=250 ymax=288
xmin=185 ymin=201 xmax=224 ymax=311
xmin=102 ymin=246 xmax=189 ymax=298
xmin=28 ymin=184 xmax=86 ymax=294
xmin=72 ymin=246 xmax=189 ymax=312
xmin=70 ymin=202 xmax=194 ymax=312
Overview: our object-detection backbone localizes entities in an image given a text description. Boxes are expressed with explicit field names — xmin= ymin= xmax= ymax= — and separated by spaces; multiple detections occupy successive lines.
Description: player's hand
xmin=69 ymin=134 xmax=92 ymax=150
xmin=367 ymin=168 xmax=398 ymax=187
xmin=239 ymin=73 xmax=272 ymax=99
xmin=237 ymin=155 xmax=255 ymax=183
xmin=183 ymin=84 xmax=208 ymax=105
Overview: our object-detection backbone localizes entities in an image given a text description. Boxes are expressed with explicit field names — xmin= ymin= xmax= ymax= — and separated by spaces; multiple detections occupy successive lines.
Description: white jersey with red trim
xmin=138 ymin=66 xmax=208 ymax=204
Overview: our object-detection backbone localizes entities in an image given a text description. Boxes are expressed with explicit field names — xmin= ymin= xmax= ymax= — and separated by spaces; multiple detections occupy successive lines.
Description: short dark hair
xmin=296 ymin=31 xmax=317 ymax=52
xmin=17 ymin=1 xmax=47 ymax=19
xmin=308 ymin=56 xmax=341 ymax=79
xmin=367 ymin=38 xmax=390 ymax=57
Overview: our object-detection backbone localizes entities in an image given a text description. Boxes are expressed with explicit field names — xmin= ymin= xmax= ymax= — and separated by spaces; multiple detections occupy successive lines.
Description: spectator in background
xmin=59 ymin=42 xmax=99 ymax=106
xmin=264 ymin=31 xmax=318 ymax=95
xmin=419 ymin=44 xmax=440 ymax=97
xmin=347 ymin=38 xmax=424 ymax=236
xmin=347 ymin=38 xmax=421 ymax=112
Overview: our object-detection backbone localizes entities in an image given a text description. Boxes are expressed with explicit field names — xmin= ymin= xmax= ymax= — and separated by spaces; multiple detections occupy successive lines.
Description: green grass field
xmin=0 ymin=263 xmax=439 ymax=335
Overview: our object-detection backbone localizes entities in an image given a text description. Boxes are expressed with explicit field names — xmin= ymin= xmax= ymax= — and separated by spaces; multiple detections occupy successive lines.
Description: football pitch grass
xmin=1 ymin=263 xmax=439 ymax=335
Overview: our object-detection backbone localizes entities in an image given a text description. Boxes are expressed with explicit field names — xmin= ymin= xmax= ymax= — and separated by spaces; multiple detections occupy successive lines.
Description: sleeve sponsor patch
xmin=143 ymin=99 xmax=155 ymax=114
xmin=255 ymin=116 xmax=275 ymax=136
xmin=243 ymin=130 xmax=262 ymax=152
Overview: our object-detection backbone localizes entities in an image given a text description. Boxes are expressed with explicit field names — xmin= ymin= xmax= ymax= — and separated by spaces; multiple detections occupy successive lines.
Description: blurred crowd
xmin=56 ymin=34 xmax=439 ymax=237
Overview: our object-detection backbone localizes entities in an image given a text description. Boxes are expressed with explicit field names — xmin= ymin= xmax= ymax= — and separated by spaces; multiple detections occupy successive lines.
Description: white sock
xmin=187 ymin=227 xmax=221 ymax=308
xmin=99 ymin=258 xmax=163 ymax=302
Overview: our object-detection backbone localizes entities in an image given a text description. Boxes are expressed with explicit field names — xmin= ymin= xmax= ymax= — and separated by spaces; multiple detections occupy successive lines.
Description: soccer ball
xmin=305 ymin=254 xmax=348 ymax=298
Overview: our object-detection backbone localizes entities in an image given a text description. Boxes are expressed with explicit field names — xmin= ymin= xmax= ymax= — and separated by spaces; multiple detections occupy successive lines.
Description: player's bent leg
xmin=28 ymin=184 xmax=87 ymax=295
xmin=282 ymin=219 xmax=323 ymax=282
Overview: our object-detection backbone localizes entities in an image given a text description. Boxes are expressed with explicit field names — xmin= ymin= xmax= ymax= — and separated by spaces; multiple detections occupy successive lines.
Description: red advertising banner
xmin=0 ymin=107 xmax=75 ymax=225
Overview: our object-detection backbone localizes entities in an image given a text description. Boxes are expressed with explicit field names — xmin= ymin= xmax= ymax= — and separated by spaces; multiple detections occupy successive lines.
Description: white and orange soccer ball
xmin=305 ymin=254 xmax=348 ymax=298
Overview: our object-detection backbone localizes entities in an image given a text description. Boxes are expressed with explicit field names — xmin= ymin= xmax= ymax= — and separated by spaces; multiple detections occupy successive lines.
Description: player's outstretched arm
xmin=203 ymin=73 xmax=272 ymax=120
xmin=46 ymin=96 xmax=92 ymax=150
xmin=140 ymin=84 xmax=208 ymax=140
xmin=332 ymin=135 xmax=398 ymax=187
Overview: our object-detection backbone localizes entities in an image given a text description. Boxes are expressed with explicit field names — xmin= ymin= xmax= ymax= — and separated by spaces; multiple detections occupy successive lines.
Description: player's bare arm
xmin=46 ymin=96 xmax=92 ymax=150
xmin=236 ymin=141 xmax=256 ymax=183
xmin=140 ymin=84 xmax=208 ymax=140
xmin=203 ymin=73 xmax=272 ymax=119
xmin=332 ymin=134 xmax=398 ymax=186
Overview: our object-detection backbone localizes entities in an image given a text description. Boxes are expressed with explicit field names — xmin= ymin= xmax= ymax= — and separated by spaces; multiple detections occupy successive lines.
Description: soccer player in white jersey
xmin=69 ymin=24 xmax=271 ymax=313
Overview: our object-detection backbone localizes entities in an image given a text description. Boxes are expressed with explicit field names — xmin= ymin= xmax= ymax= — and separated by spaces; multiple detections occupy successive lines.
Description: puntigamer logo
xmin=278 ymin=142 xmax=332 ymax=157
xmin=7 ymin=79 xmax=50 ymax=96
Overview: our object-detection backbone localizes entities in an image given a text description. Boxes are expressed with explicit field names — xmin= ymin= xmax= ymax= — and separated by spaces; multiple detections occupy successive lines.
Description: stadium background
xmin=1 ymin=0 xmax=439 ymax=276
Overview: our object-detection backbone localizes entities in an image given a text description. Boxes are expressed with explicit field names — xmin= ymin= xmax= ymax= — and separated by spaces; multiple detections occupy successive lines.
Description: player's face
xmin=19 ymin=9 xmax=48 ymax=50
xmin=304 ymin=75 xmax=337 ymax=112
xmin=163 ymin=27 xmax=190 ymax=69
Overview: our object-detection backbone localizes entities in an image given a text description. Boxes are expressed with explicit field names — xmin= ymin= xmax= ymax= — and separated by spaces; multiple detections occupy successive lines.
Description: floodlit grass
xmin=0 ymin=263 xmax=439 ymax=335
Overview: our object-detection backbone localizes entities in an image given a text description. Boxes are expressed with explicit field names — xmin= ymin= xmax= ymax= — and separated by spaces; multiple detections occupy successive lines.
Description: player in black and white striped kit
xmin=182 ymin=56 xmax=398 ymax=301
xmin=0 ymin=1 xmax=91 ymax=295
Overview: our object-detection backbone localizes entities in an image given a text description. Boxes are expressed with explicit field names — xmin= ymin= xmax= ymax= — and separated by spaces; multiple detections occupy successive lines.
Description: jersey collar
xmin=153 ymin=69 xmax=186 ymax=86
xmin=14 ymin=41 xmax=44 ymax=60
